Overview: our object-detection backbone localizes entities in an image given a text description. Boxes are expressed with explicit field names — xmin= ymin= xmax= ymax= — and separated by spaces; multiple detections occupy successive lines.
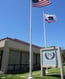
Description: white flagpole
xmin=43 ymin=10 xmax=48 ymax=74
xmin=28 ymin=0 xmax=33 ymax=79
xmin=43 ymin=11 xmax=46 ymax=48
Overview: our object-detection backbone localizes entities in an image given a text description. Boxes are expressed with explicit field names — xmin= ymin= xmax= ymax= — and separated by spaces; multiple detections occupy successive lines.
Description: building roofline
xmin=0 ymin=37 xmax=41 ymax=49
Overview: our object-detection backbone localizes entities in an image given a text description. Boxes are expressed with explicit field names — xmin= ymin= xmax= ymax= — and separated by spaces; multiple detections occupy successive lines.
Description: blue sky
xmin=0 ymin=0 xmax=65 ymax=48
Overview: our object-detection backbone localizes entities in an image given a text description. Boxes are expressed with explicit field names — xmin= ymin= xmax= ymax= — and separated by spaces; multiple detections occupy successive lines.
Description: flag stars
xmin=32 ymin=0 xmax=38 ymax=3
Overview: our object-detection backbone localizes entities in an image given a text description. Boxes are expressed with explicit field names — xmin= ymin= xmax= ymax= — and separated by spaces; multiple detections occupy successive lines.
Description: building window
xmin=0 ymin=50 xmax=3 ymax=68
xmin=8 ymin=50 xmax=29 ymax=73
xmin=33 ymin=53 xmax=40 ymax=70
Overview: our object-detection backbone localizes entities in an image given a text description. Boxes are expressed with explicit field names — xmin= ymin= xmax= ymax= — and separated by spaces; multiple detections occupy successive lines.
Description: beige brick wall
xmin=0 ymin=40 xmax=5 ymax=48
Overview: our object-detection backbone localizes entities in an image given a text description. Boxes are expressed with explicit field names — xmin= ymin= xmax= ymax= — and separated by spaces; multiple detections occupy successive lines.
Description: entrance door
xmin=0 ymin=51 xmax=3 ymax=69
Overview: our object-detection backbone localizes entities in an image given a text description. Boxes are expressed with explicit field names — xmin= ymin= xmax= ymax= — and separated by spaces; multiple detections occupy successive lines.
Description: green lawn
xmin=0 ymin=66 xmax=65 ymax=79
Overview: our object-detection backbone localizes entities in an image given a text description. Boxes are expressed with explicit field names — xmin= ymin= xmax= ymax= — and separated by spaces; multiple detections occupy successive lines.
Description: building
xmin=0 ymin=37 xmax=41 ymax=73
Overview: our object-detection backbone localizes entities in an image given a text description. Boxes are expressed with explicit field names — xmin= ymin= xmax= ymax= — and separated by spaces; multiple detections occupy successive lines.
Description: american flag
xmin=32 ymin=0 xmax=51 ymax=7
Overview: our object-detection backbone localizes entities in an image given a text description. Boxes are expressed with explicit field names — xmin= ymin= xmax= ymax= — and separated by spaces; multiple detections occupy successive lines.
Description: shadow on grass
xmin=47 ymin=74 xmax=65 ymax=79
xmin=47 ymin=74 xmax=61 ymax=78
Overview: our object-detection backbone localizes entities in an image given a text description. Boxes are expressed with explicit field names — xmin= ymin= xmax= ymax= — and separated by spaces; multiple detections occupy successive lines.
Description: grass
xmin=0 ymin=66 xmax=65 ymax=79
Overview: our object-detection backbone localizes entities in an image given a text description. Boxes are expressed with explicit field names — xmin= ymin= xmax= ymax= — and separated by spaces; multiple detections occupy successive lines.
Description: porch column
xmin=1 ymin=41 xmax=9 ymax=73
